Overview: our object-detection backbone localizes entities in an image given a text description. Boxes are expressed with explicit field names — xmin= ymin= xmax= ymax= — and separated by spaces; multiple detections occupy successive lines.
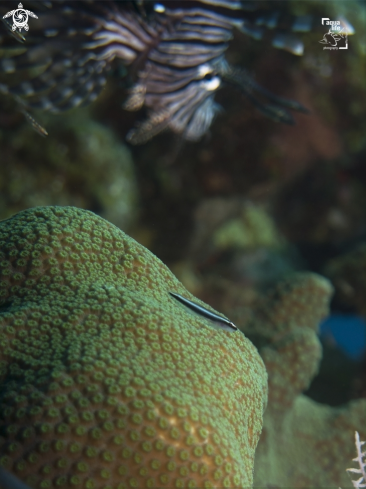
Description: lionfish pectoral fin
xmin=273 ymin=97 xmax=309 ymax=114
xmin=243 ymin=90 xmax=295 ymax=124
xmin=221 ymin=65 xmax=308 ymax=123
xmin=15 ymin=96 xmax=48 ymax=137
xmin=22 ymin=109 xmax=49 ymax=136
xmin=257 ymin=104 xmax=295 ymax=125
xmin=249 ymin=80 xmax=310 ymax=114
xmin=1 ymin=18 xmax=26 ymax=43
xmin=126 ymin=108 xmax=171 ymax=145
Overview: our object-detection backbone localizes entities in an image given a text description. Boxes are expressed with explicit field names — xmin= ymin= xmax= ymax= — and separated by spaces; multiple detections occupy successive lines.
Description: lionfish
xmin=0 ymin=1 xmax=351 ymax=143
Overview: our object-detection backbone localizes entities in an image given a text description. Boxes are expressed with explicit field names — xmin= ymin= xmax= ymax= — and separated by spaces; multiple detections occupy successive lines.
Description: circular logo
xmin=12 ymin=7 xmax=29 ymax=31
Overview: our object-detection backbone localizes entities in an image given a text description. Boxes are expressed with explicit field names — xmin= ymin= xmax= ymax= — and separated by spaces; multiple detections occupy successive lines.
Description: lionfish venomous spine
xmin=0 ymin=1 xmax=352 ymax=143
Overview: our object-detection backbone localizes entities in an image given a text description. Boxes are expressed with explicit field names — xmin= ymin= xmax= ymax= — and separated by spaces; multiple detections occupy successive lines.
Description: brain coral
xmin=0 ymin=206 xmax=267 ymax=489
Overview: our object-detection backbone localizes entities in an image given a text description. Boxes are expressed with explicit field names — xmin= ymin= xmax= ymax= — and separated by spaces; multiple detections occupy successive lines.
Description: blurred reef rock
xmin=324 ymin=243 xmax=366 ymax=317
xmin=0 ymin=109 xmax=138 ymax=231
xmin=244 ymin=273 xmax=366 ymax=488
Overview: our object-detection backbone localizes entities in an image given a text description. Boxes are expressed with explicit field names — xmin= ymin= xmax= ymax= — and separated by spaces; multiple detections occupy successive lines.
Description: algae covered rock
xmin=243 ymin=273 xmax=366 ymax=488
xmin=0 ymin=206 xmax=267 ymax=489
xmin=0 ymin=112 xmax=138 ymax=231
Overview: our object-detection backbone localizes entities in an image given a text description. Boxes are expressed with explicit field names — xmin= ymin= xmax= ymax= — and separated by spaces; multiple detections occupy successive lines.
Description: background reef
xmin=1 ymin=0 xmax=366 ymax=487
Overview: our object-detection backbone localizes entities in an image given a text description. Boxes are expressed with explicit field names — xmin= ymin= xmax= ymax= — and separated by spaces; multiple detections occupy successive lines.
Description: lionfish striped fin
xmin=126 ymin=107 xmax=172 ymax=145
xmin=0 ymin=1 xmax=354 ymax=142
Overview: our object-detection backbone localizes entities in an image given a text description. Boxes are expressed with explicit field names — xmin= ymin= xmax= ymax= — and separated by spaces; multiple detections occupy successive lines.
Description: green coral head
xmin=0 ymin=206 xmax=267 ymax=489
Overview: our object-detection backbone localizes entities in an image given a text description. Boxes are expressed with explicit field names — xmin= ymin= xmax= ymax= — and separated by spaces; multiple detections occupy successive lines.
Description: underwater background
xmin=0 ymin=0 xmax=366 ymax=487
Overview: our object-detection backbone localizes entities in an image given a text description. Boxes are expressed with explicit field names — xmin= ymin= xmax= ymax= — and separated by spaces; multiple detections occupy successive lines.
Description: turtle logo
xmin=2 ymin=2 xmax=38 ymax=32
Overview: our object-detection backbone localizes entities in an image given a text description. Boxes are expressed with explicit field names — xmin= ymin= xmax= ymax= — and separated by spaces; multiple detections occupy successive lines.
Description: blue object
xmin=320 ymin=314 xmax=366 ymax=360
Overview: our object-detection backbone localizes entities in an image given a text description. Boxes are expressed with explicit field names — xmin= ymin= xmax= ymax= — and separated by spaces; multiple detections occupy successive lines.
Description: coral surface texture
xmin=0 ymin=206 xmax=267 ymax=489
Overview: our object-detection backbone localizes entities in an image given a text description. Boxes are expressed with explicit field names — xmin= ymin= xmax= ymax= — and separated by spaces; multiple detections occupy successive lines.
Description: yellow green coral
xmin=0 ymin=206 xmax=267 ymax=489
xmin=213 ymin=203 xmax=283 ymax=252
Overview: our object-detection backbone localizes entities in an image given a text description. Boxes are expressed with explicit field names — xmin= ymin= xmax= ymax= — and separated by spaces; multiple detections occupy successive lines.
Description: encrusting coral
xmin=239 ymin=273 xmax=366 ymax=488
xmin=0 ymin=206 xmax=267 ymax=489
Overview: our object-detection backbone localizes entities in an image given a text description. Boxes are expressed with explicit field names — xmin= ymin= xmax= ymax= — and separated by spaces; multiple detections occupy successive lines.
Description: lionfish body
xmin=0 ymin=1 xmax=323 ymax=143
